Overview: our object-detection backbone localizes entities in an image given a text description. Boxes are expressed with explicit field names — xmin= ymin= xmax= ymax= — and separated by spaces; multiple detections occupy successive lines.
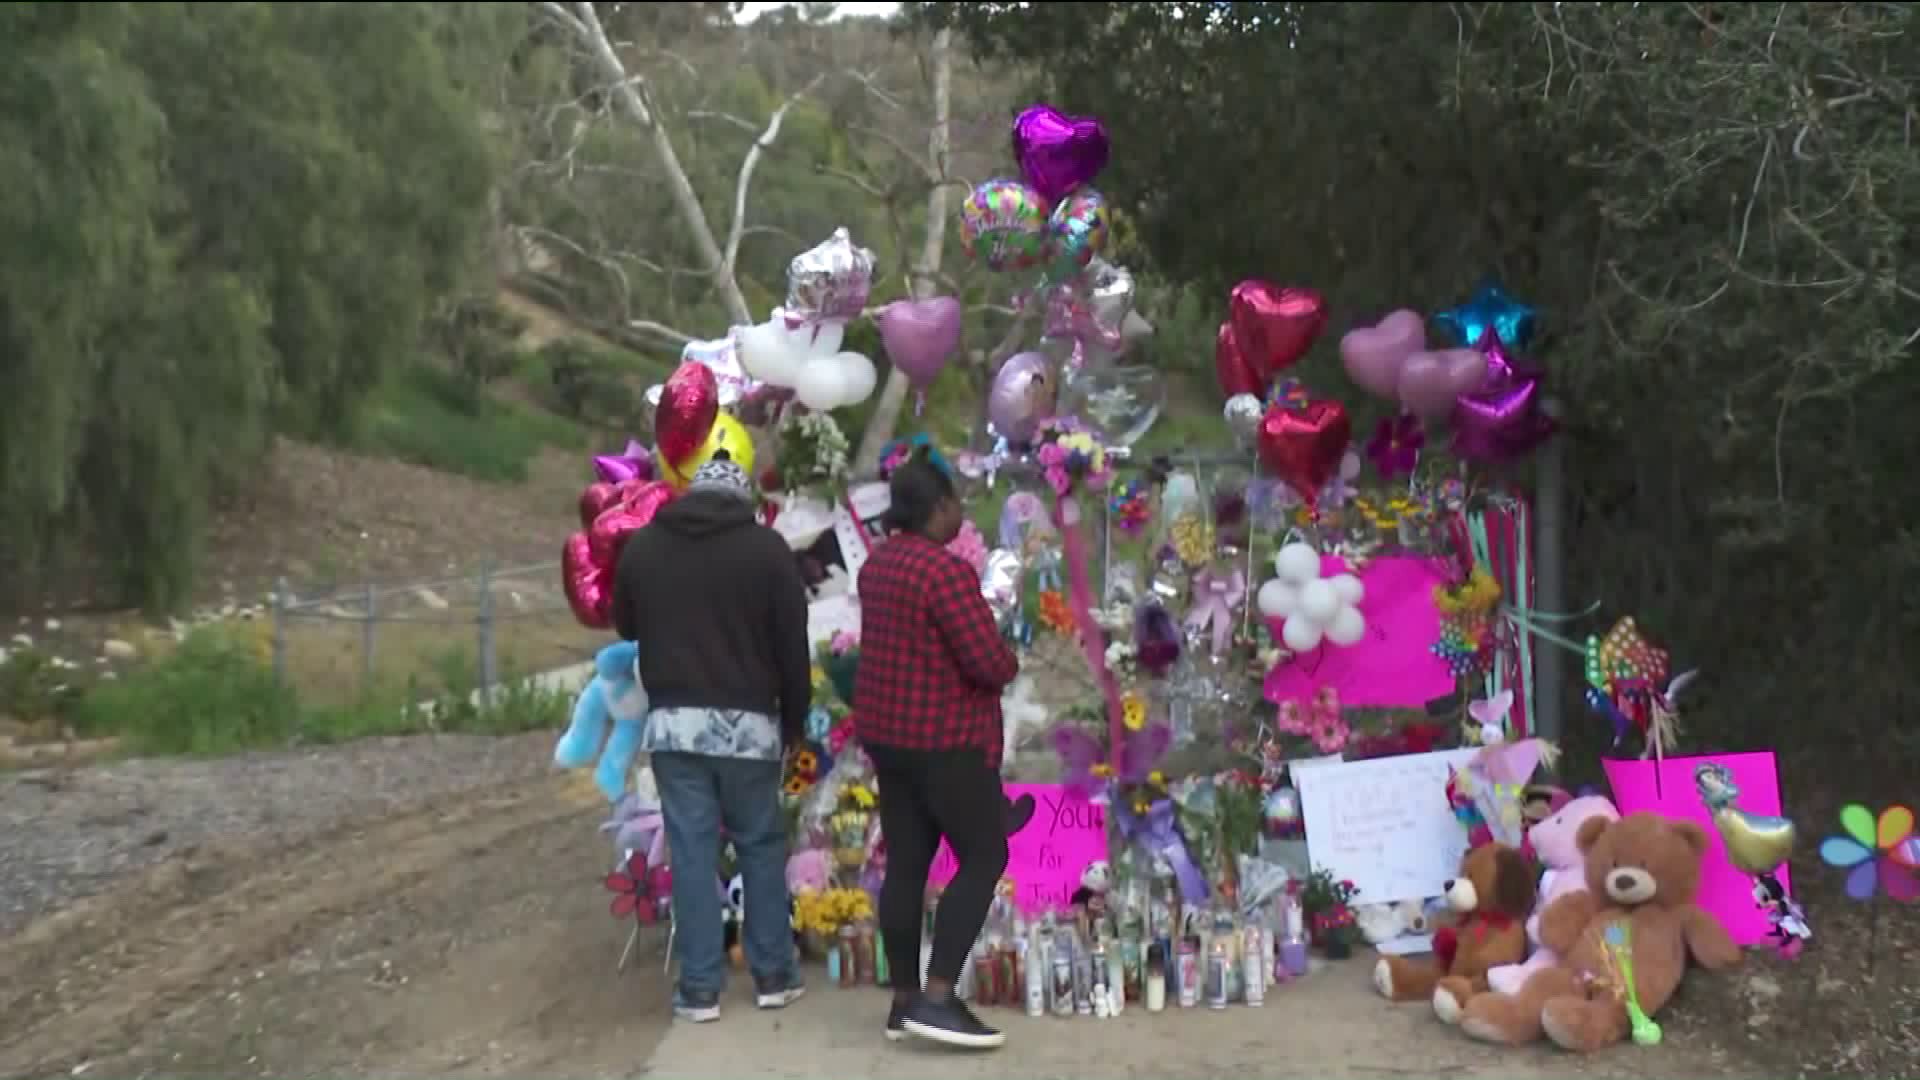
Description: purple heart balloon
xmin=988 ymin=352 xmax=1057 ymax=444
xmin=1012 ymin=105 xmax=1110 ymax=204
xmin=1396 ymin=348 xmax=1489 ymax=417
xmin=1339 ymin=309 xmax=1426 ymax=399
xmin=876 ymin=296 xmax=963 ymax=388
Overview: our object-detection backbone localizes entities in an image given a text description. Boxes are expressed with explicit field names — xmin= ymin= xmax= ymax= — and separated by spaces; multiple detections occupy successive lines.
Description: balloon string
xmin=1053 ymin=494 xmax=1126 ymax=770
xmin=1503 ymin=608 xmax=1586 ymax=655
xmin=1513 ymin=499 xmax=1535 ymax=740
xmin=1466 ymin=510 xmax=1500 ymax=708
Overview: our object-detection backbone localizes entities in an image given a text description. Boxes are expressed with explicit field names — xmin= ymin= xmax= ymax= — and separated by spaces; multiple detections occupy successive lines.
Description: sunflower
xmin=792 ymin=749 xmax=818 ymax=776
xmin=784 ymin=776 xmax=811 ymax=796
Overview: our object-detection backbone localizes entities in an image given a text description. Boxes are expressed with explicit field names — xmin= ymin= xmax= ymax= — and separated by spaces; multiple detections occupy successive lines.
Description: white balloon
xmin=1330 ymin=573 xmax=1365 ymax=606
xmin=1256 ymin=579 xmax=1299 ymax=618
xmin=1281 ymin=613 xmax=1324 ymax=652
xmin=1325 ymin=605 xmax=1367 ymax=646
xmin=793 ymin=359 xmax=850 ymax=411
xmin=1274 ymin=542 xmax=1322 ymax=585
xmin=738 ymin=321 xmax=800 ymax=387
xmin=780 ymin=313 xmax=844 ymax=358
xmin=834 ymin=351 xmax=877 ymax=406
xmin=1299 ymin=579 xmax=1339 ymax=624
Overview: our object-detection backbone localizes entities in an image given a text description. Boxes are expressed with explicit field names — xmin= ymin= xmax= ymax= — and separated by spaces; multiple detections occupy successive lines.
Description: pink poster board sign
xmin=1263 ymin=555 xmax=1457 ymax=709
xmin=1601 ymin=752 xmax=1790 ymax=946
xmin=929 ymin=783 xmax=1105 ymax=914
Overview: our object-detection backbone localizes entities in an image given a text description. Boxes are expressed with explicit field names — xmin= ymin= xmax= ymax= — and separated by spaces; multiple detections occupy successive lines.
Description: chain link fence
xmin=268 ymin=561 xmax=602 ymax=707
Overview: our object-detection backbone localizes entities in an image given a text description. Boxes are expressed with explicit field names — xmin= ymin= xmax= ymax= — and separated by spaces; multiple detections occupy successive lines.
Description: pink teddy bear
xmin=1485 ymin=794 xmax=1620 ymax=995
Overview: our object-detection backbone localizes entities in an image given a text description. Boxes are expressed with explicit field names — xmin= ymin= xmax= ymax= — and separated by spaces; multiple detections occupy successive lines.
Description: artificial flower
xmin=1038 ymin=589 xmax=1075 ymax=635
xmin=945 ymin=518 xmax=988 ymax=575
xmin=1366 ymin=413 xmax=1426 ymax=479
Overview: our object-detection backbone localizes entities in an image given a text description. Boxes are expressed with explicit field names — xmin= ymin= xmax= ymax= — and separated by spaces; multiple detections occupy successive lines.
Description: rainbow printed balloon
xmin=1042 ymin=187 xmax=1111 ymax=284
xmin=960 ymin=178 xmax=1050 ymax=272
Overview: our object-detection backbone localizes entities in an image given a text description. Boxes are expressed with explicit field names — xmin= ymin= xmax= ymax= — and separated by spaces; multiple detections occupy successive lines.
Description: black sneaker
xmin=884 ymin=1000 xmax=907 ymax=1041
xmin=754 ymin=970 xmax=806 ymax=1009
xmin=673 ymin=988 xmax=721 ymax=1024
xmin=900 ymin=994 xmax=1005 ymax=1049
xmin=1005 ymin=793 xmax=1036 ymax=837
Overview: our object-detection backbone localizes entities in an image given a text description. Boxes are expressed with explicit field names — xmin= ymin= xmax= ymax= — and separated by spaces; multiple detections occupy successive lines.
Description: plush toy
xmin=1373 ymin=843 xmax=1536 ymax=1021
xmin=1070 ymin=860 xmax=1112 ymax=915
xmin=1487 ymin=794 xmax=1619 ymax=996
xmin=1458 ymin=812 xmax=1742 ymax=1051
xmin=1357 ymin=898 xmax=1434 ymax=945
xmin=553 ymin=641 xmax=650 ymax=801
xmin=786 ymin=848 xmax=832 ymax=894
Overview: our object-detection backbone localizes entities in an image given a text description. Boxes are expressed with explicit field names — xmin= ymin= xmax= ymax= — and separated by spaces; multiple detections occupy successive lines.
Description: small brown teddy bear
xmin=1372 ymin=842 xmax=1535 ymax=1019
xmin=1458 ymin=811 xmax=1742 ymax=1051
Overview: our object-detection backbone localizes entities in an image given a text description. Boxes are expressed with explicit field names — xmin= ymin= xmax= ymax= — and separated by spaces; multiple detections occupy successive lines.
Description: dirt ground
xmin=0 ymin=745 xmax=1803 ymax=1080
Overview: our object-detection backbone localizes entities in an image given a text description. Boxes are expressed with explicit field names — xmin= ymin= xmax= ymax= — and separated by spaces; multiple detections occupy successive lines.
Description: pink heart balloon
xmin=1012 ymin=104 xmax=1110 ymax=204
xmin=1339 ymin=309 xmax=1426 ymax=399
xmin=1396 ymin=348 xmax=1489 ymax=417
xmin=876 ymin=296 xmax=963 ymax=388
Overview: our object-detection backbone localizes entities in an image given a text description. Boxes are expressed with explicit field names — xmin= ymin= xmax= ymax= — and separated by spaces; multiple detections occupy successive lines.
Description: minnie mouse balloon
xmin=988 ymin=352 xmax=1057 ymax=444
xmin=835 ymin=351 xmax=877 ymax=405
xmin=793 ymin=359 xmax=852 ymax=412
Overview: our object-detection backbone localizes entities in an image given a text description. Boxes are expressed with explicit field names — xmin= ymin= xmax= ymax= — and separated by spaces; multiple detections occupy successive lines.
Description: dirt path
xmin=1 ymin=759 xmax=1761 ymax=1080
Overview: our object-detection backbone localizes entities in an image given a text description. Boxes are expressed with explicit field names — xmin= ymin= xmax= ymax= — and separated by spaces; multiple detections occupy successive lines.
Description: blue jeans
xmin=653 ymin=751 xmax=794 ymax=994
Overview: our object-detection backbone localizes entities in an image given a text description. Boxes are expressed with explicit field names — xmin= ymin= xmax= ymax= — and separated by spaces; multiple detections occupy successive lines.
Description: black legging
xmin=866 ymin=744 xmax=1010 ymax=992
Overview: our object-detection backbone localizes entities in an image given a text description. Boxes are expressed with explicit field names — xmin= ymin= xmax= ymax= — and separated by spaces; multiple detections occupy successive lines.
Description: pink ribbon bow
xmin=1043 ymin=290 xmax=1126 ymax=371
xmin=1184 ymin=568 xmax=1246 ymax=657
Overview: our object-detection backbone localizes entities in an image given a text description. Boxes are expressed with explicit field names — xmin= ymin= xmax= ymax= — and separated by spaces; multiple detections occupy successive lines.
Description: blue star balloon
xmin=1435 ymin=281 xmax=1537 ymax=350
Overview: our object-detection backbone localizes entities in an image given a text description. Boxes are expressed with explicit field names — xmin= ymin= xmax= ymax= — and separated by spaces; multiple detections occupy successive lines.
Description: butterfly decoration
xmin=1051 ymin=720 xmax=1172 ymax=802
xmin=1468 ymin=688 xmax=1514 ymax=744
xmin=1819 ymin=804 xmax=1919 ymax=903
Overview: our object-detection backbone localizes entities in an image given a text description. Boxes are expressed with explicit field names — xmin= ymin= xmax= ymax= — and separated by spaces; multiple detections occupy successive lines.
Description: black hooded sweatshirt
xmin=611 ymin=489 xmax=812 ymax=745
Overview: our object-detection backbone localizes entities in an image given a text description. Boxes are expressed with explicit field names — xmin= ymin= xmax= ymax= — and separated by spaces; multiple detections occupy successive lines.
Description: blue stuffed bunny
xmin=554 ymin=641 xmax=650 ymax=801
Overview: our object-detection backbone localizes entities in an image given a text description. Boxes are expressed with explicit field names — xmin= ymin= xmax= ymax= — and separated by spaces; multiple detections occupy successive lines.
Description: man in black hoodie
xmin=612 ymin=451 xmax=812 ymax=1024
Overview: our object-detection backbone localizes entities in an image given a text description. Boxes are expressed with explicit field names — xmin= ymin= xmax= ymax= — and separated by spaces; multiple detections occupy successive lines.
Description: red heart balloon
xmin=656 ymin=361 xmax=719 ymax=466
xmin=1229 ymin=282 xmax=1328 ymax=384
xmin=1256 ymin=398 xmax=1351 ymax=505
xmin=561 ymin=532 xmax=611 ymax=629
xmin=579 ymin=482 xmax=619 ymax=528
xmin=1214 ymin=322 xmax=1263 ymax=399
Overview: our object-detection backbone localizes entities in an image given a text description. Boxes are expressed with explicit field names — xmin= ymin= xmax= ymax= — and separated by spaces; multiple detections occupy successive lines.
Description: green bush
xmin=75 ymin=627 xmax=571 ymax=756
xmin=77 ymin=630 xmax=300 ymax=754
xmin=356 ymin=364 xmax=585 ymax=483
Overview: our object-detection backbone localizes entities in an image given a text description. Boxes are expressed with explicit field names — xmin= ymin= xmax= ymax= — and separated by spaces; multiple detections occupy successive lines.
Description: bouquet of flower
xmin=774 ymin=410 xmax=851 ymax=497
xmin=1298 ymin=870 xmax=1361 ymax=951
xmin=793 ymin=886 xmax=873 ymax=936
xmin=819 ymin=630 xmax=860 ymax=706
xmin=783 ymin=747 xmax=821 ymax=798
xmin=1032 ymin=416 xmax=1114 ymax=499
xmin=829 ymin=780 xmax=876 ymax=868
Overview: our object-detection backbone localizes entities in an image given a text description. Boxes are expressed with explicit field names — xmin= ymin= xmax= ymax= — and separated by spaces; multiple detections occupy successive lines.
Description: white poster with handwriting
xmin=831 ymin=482 xmax=893 ymax=591
xmin=1294 ymin=748 xmax=1480 ymax=904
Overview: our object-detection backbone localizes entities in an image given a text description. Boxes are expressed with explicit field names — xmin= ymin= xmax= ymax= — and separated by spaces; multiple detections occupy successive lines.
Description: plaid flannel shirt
xmin=853 ymin=532 xmax=1018 ymax=766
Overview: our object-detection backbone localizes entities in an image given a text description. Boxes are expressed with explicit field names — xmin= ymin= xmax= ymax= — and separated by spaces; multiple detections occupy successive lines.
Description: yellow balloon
xmin=660 ymin=412 xmax=755 ymax=492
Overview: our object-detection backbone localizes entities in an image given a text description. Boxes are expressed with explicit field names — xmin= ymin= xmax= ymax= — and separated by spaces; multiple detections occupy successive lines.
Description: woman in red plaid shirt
xmin=855 ymin=448 xmax=1024 ymax=1049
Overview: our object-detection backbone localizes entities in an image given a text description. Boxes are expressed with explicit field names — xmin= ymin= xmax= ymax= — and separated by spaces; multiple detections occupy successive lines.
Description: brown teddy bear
xmin=1371 ymin=842 xmax=1535 ymax=1020
xmin=1458 ymin=811 xmax=1742 ymax=1051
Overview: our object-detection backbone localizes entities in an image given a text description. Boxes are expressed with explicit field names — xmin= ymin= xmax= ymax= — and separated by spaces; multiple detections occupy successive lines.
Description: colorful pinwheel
xmin=1818 ymin=804 xmax=1918 ymax=902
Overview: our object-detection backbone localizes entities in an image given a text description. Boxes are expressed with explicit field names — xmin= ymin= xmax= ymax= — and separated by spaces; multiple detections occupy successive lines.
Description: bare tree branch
xmin=553 ymin=1 xmax=754 ymax=325
xmin=723 ymin=73 xmax=829 ymax=283
xmin=854 ymin=28 xmax=955 ymax=467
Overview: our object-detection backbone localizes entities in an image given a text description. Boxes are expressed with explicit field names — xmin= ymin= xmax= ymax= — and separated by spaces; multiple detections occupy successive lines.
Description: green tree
xmin=0 ymin=2 xmax=510 ymax=609
xmin=914 ymin=2 xmax=1919 ymax=755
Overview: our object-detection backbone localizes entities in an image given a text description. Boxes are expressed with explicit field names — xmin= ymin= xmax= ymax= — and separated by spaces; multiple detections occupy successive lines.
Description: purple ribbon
xmin=1116 ymin=798 xmax=1210 ymax=904
xmin=1184 ymin=568 xmax=1245 ymax=657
